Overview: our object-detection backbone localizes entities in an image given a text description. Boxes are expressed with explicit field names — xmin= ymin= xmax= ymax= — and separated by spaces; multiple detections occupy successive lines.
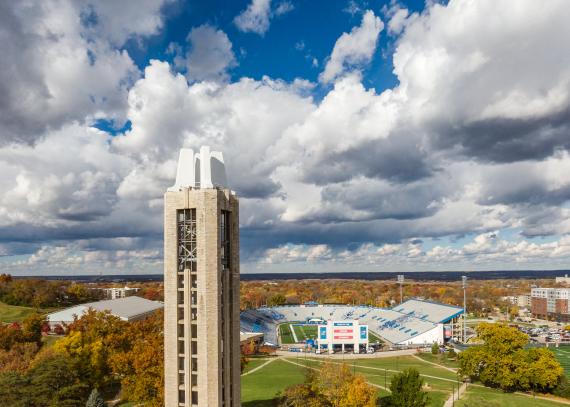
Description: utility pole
xmin=397 ymin=274 xmax=405 ymax=304
xmin=462 ymin=276 xmax=468 ymax=343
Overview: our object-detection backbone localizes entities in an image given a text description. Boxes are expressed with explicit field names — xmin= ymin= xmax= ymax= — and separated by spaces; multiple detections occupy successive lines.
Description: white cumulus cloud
xmin=320 ymin=10 xmax=384 ymax=83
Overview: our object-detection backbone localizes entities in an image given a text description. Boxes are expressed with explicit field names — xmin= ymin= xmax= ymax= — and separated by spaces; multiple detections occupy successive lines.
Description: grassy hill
xmin=0 ymin=301 xmax=57 ymax=323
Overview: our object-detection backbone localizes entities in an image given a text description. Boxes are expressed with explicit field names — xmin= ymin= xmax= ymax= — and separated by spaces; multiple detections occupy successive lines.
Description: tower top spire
xmin=168 ymin=146 xmax=229 ymax=191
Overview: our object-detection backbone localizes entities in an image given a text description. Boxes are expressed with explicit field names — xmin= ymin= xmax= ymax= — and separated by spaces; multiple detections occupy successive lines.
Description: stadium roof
xmin=47 ymin=296 xmax=163 ymax=323
xmin=391 ymin=299 xmax=464 ymax=324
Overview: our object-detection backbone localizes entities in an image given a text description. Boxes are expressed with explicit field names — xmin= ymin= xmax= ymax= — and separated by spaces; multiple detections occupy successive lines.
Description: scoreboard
xmin=316 ymin=320 xmax=369 ymax=352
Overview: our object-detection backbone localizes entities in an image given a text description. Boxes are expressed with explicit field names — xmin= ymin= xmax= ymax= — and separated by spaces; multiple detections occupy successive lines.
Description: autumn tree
xmin=0 ymin=342 xmax=39 ymax=373
xmin=108 ymin=310 xmax=164 ymax=407
xmin=22 ymin=313 xmax=46 ymax=346
xmin=459 ymin=323 xmax=563 ymax=392
xmin=0 ymin=323 xmax=25 ymax=351
xmin=384 ymin=368 xmax=429 ymax=407
xmin=54 ymin=309 xmax=126 ymax=390
xmin=279 ymin=361 xmax=377 ymax=407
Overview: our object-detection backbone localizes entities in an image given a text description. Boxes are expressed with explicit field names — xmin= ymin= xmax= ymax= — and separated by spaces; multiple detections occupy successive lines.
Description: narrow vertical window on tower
xmin=220 ymin=210 xmax=230 ymax=269
xmin=178 ymin=209 xmax=197 ymax=272
xmin=176 ymin=208 xmax=197 ymax=406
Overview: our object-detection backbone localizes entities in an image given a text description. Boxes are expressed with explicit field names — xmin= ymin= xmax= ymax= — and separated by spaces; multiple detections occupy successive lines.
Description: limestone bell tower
xmin=164 ymin=147 xmax=240 ymax=407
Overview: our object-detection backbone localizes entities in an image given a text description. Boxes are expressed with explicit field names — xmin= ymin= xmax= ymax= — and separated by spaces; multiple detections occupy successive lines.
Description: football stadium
xmin=240 ymin=298 xmax=464 ymax=349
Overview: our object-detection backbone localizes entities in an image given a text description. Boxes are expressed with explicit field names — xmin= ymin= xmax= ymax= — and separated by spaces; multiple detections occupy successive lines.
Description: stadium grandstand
xmin=240 ymin=298 xmax=464 ymax=347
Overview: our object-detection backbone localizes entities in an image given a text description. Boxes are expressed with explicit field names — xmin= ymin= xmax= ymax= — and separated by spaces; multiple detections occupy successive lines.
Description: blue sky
xmin=123 ymin=0 xmax=427 ymax=93
xmin=1 ymin=0 xmax=570 ymax=275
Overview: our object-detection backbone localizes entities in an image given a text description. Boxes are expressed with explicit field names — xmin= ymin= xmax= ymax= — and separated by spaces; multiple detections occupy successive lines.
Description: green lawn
xmin=295 ymin=356 xmax=460 ymax=403
xmin=241 ymin=354 xmax=569 ymax=407
xmin=417 ymin=352 xmax=460 ymax=369
xmin=242 ymin=355 xmax=462 ymax=407
xmin=0 ymin=301 xmax=49 ymax=323
xmin=456 ymin=385 xmax=567 ymax=406
xmin=243 ymin=358 xmax=272 ymax=374
xmin=241 ymin=359 xmax=308 ymax=406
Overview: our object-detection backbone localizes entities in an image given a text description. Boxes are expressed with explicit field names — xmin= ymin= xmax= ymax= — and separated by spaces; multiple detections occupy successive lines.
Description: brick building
xmin=531 ymin=288 xmax=570 ymax=321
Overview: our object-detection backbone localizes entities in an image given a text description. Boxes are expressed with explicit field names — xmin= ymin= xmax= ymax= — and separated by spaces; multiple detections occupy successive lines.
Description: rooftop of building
xmin=46 ymin=296 xmax=164 ymax=323
xmin=391 ymin=298 xmax=464 ymax=324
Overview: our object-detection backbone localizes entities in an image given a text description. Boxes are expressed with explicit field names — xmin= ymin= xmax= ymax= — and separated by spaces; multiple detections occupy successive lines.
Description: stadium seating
xmin=240 ymin=299 xmax=461 ymax=346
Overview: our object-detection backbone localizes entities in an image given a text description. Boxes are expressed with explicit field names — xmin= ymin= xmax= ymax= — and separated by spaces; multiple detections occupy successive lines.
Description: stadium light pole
xmin=397 ymin=275 xmax=405 ymax=304
xmin=462 ymin=276 xmax=468 ymax=343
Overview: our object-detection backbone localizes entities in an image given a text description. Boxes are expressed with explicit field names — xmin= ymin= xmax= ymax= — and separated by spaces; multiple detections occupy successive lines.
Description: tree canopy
xmin=279 ymin=361 xmax=377 ymax=407
xmin=384 ymin=368 xmax=429 ymax=407
xmin=459 ymin=323 xmax=563 ymax=392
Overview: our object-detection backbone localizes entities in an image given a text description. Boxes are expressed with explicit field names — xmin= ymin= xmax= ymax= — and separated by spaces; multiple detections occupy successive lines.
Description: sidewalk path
xmin=241 ymin=358 xmax=276 ymax=376
xmin=412 ymin=354 xmax=458 ymax=373
xmin=443 ymin=382 xmax=467 ymax=407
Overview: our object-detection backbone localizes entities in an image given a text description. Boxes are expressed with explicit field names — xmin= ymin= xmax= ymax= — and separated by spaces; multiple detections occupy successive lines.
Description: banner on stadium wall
xmin=360 ymin=326 xmax=367 ymax=340
xmin=333 ymin=322 xmax=353 ymax=326
xmin=319 ymin=326 xmax=327 ymax=339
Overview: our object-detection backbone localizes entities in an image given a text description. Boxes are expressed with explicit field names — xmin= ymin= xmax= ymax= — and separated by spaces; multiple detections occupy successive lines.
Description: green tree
xmin=86 ymin=388 xmax=105 ymax=407
xmin=431 ymin=342 xmax=439 ymax=355
xmin=459 ymin=323 xmax=563 ymax=392
xmin=0 ymin=371 xmax=31 ymax=407
xmin=268 ymin=294 xmax=287 ymax=306
xmin=385 ymin=368 xmax=429 ymax=407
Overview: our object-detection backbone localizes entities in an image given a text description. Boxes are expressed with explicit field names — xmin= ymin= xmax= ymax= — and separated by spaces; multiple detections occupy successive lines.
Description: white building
xmin=316 ymin=320 xmax=368 ymax=353
xmin=101 ymin=286 xmax=140 ymax=299
xmin=46 ymin=296 xmax=163 ymax=329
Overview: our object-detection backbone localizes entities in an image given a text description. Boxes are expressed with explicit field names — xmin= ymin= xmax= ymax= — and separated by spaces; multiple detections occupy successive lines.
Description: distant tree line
xmin=0 ymin=274 xmax=101 ymax=308
xmin=240 ymin=278 xmax=540 ymax=316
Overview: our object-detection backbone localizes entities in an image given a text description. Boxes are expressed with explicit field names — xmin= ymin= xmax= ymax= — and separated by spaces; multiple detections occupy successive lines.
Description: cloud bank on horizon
xmin=1 ymin=0 xmax=570 ymax=275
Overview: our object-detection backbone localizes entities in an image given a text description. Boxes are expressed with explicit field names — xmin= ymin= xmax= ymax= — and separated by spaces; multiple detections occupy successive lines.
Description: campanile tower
xmin=164 ymin=147 xmax=240 ymax=407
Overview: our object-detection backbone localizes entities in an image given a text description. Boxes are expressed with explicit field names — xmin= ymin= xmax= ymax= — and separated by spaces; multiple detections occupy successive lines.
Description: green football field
xmin=292 ymin=324 xmax=318 ymax=341
xmin=279 ymin=323 xmax=383 ymax=345
xmin=549 ymin=346 xmax=570 ymax=376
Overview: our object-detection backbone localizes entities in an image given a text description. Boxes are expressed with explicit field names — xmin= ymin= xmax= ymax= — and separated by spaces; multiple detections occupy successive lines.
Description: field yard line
xmin=281 ymin=358 xmax=391 ymax=392
xmin=301 ymin=357 xmax=458 ymax=384
xmin=241 ymin=357 xmax=277 ymax=376
xmin=290 ymin=324 xmax=299 ymax=343
xmin=412 ymin=354 xmax=458 ymax=373
xmin=443 ymin=382 xmax=467 ymax=407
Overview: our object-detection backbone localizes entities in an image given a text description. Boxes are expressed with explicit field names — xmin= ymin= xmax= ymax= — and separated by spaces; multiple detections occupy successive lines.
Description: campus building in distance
xmin=531 ymin=287 xmax=570 ymax=321
xmin=164 ymin=147 xmax=240 ymax=407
